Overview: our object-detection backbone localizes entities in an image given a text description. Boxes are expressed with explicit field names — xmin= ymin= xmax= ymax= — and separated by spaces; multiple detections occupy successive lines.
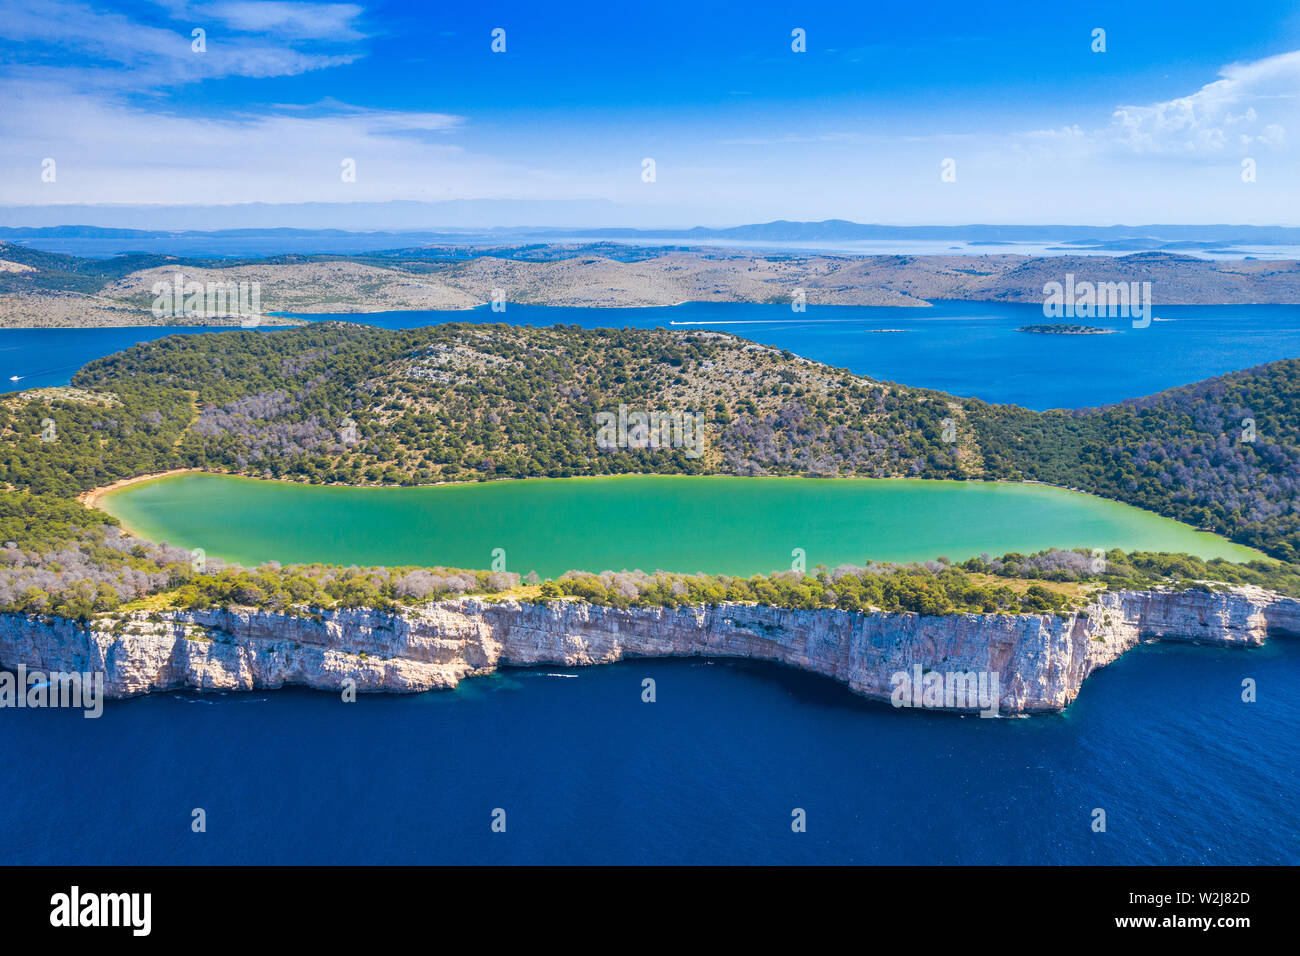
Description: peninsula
xmin=0 ymin=323 xmax=1296 ymax=715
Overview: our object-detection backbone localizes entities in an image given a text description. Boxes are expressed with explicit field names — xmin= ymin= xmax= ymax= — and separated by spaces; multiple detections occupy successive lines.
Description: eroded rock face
xmin=1 ymin=586 xmax=1295 ymax=714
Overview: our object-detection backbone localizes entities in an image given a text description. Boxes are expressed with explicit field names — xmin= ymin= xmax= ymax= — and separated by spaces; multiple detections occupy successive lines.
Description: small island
xmin=1017 ymin=324 xmax=1116 ymax=335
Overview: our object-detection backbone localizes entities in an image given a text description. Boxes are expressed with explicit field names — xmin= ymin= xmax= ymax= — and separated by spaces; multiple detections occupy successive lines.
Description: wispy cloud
xmin=198 ymin=2 xmax=367 ymax=41
xmin=0 ymin=78 xmax=496 ymax=203
xmin=0 ymin=1 xmax=481 ymax=204
xmin=0 ymin=0 xmax=363 ymax=84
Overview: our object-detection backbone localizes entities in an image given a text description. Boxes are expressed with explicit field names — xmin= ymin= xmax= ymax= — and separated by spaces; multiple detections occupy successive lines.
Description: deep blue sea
xmin=8 ymin=301 xmax=1299 ymax=409
xmin=2 ymin=302 xmax=1299 ymax=864
xmin=2 ymin=643 xmax=1298 ymax=865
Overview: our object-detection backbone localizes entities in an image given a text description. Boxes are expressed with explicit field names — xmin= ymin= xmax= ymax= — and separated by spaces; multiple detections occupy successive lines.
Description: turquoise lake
xmin=100 ymin=473 xmax=1264 ymax=576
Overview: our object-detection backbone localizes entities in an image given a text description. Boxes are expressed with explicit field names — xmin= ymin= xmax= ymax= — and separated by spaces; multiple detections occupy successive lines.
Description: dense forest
xmin=41 ymin=321 xmax=1300 ymax=560
xmin=972 ymin=360 xmax=1300 ymax=561
xmin=0 ymin=321 xmax=1296 ymax=619
xmin=47 ymin=321 xmax=971 ymax=487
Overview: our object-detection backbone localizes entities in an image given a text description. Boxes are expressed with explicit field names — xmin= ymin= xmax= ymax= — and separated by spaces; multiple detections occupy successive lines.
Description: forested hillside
xmin=0 ymin=320 xmax=1295 ymax=610
xmin=60 ymin=322 xmax=970 ymax=485
xmin=973 ymin=360 xmax=1300 ymax=561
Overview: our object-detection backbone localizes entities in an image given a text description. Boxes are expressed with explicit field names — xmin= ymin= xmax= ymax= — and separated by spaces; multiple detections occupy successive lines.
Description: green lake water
xmin=98 ymin=473 xmax=1265 ymax=577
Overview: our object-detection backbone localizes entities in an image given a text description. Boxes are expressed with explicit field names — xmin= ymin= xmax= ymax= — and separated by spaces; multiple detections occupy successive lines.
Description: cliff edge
xmin=3 ymin=585 xmax=1298 ymax=714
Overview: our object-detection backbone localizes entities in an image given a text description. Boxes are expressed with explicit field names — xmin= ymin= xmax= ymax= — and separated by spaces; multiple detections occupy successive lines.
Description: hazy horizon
xmin=2 ymin=205 xmax=1300 ymax=234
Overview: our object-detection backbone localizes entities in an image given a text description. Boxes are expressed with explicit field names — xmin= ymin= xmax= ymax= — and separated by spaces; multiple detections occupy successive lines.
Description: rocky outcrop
xmin=2 ymin=585 xmax=1295 ymax=714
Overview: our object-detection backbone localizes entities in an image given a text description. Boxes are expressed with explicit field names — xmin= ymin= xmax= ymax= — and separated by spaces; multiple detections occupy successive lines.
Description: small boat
xmin=8 ymin=375 xmax=20 ymax=381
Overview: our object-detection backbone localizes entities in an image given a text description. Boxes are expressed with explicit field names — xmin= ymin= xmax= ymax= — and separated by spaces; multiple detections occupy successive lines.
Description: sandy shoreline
xmin=78 ymin=468 xmax=201 ymax=510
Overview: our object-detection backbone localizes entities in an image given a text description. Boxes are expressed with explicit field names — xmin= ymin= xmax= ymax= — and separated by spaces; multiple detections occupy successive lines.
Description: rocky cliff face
xmin=2 ymin=585 xmax=1296 ymax=714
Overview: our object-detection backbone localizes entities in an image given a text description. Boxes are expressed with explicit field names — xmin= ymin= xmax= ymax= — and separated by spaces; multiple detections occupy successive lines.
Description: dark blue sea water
xmin=2 ymin=642 xmax=1297 ymax=865
xmin=4 ymin=302 xmax=1300 ymax=408
xmin=2 ymin=304 xmax=1299 ymax=864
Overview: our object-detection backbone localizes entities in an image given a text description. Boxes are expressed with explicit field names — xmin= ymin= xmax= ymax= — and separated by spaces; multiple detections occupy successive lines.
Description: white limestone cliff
xmin=2 ymin=585 xmax=1297 ymax=714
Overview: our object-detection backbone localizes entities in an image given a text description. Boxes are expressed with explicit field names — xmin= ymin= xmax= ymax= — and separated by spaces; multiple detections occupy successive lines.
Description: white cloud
xmin=1105 ymin=49 xmax=1298 ymax=155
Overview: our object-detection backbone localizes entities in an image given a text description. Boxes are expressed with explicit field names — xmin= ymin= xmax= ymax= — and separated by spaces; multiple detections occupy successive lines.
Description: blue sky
xmin=2 ymin=0 xmax=1299 ymax=226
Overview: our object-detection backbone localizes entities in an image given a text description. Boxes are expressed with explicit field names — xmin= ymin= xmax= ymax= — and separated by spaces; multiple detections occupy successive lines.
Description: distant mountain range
xmin=535 ymin=221 xmax=1300 ymax=245
xmin=3 ymin=219 xmax=1300 ymax=247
